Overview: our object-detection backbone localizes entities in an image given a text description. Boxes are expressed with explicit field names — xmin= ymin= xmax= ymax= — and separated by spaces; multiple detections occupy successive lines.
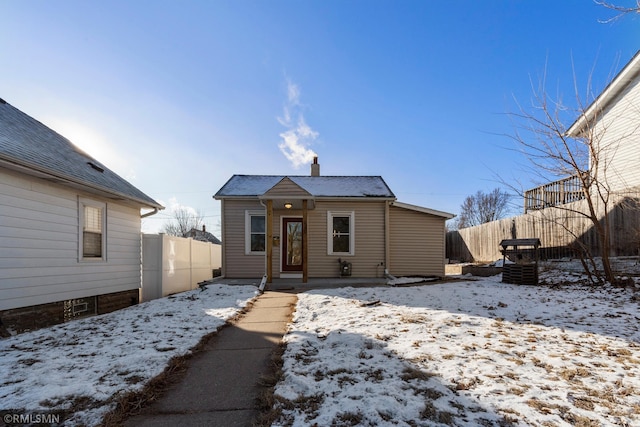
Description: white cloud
xmin=278 ymin=80 xmax=318 ymax=169
xmin=166 ymin=197 xmax=200 ymax=217
xmin=287 ymin=81 xmax=300 ymax=105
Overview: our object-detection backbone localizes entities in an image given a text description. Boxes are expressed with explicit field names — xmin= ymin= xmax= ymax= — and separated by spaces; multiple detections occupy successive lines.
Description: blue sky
xmin=2 ymin=1 xmax=637 ymax=235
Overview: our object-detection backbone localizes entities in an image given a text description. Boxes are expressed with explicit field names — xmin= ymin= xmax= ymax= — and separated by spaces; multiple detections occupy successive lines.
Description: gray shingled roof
xmin=215 ymin=175 xmax=396 ymax=198
xmin=0 ymin=99 xmax=162 ymax=209
xmin=185 ymin=228 xmax=222 ymax=244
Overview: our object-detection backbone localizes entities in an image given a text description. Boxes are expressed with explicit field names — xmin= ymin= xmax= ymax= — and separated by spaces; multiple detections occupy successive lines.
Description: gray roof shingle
xmin=0 ymin=99 xmax=162 ymax=209
xmin=215 ymin=175 xmax=396 ymax=198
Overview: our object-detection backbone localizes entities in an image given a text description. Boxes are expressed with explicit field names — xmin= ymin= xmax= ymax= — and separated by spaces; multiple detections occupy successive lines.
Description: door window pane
xmin=286 ymin=222 xmax=302 ymax=266
xmin=332 ymin=216 xmax=350 ymax=253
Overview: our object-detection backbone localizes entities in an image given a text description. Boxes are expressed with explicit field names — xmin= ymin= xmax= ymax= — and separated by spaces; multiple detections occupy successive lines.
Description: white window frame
xmin=79 ymin=198 xmax=107 ymax=262
xmin=327 ymin=211 xmax=355 ymax=256
xmin=245 ymin=210 xmax=266 ymax=255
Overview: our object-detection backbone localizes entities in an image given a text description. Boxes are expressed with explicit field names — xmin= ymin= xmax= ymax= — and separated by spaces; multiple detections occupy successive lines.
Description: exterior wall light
xmin=284 ymin=202 xmax=293 ymax=209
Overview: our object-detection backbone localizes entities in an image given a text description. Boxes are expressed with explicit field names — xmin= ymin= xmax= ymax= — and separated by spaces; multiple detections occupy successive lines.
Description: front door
xmin=282 ymin=218 xmax=303 ymax=272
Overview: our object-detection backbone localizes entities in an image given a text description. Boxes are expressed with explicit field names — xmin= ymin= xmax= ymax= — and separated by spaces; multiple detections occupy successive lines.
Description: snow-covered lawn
xmin=273 ymin=267 xmax=640 ymax=426
xmin=2 ymin=262 xmax=639 ymax=427
xmin=0 ymin=284 xmax=257 ymax=426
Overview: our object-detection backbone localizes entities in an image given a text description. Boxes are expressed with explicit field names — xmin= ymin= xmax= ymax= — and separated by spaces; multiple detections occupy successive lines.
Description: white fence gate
xmin=142 ymin=234 xmax=222 ymax=301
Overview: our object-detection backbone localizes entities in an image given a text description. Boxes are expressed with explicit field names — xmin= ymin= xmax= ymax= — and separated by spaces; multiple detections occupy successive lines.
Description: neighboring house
xmin=449 ymin=51 xmax=640 ymax=263
xmin=214 ymin=158 xmax=454 ymax=283
xmin=0 ymin=98 xmax=163 ymax=334
xmin=525 ymin=50 xmax=640 ymax=212
xmin=184 ymin=225 xmax=222 ymax=245
xmin=567 ymin=50 xmax=640 ymax=196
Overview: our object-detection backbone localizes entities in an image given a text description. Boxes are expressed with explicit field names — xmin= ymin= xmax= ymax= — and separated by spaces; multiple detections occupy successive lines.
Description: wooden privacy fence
xmin=447 ymin=196 xmax=640 ymax=262
xmin=142 ymin=234 xmax=222 ymax=301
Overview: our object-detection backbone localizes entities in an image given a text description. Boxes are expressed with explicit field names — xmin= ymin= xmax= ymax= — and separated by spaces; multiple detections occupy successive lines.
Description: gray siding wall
xmin=389 ymin=205 xmax=446 ymax=277
xmin=0 ymin=168 xmax=143 ymax=311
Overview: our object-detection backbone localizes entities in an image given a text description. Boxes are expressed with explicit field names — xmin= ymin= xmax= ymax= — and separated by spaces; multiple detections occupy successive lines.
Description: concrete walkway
xmin=124 ymin=291 xmax=297 ymax=427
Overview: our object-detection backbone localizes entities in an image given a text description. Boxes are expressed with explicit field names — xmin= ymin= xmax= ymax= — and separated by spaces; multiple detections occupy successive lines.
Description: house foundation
xmin=0 ymin=289 xmax=139 ymax=336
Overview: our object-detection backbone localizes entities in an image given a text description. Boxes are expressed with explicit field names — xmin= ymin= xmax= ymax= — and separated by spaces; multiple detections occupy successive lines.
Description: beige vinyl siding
xmin=389 ymin=204 xmax=446 ymax=277
xmin=0 ymin=168 xmax=143 ymax=311
xmin=592 ymin=74 xmax=640 ymax=194
xmin=222 ymin=199 xmax=445 ymax=278
xmin=262 ymin=177 xmax=310 ymax=198
xmin=223 ymin=198 xmax=390 ymax=278
xmin=306 ymin=200 xmax=386 ymax=278
xmin=270 ymin=210 xmax=287 ymax=276
xmin=220 ymin=199 xmax=266 ymax=278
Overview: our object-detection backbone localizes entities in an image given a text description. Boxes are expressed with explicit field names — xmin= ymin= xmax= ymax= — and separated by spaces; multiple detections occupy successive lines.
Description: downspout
xmin=140 ymin=207 xmax=160 ymax=303
xmin=141 ymin=207 xmax=160 ymax=218
xmin=259 ymin=199 xmax=268 ymax=292
xmin=384 ymin=200 xmax=397 ymax=285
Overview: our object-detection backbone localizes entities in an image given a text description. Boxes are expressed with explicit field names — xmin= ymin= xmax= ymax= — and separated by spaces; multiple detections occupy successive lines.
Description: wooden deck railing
xmin=524 ymin=173 xmax=588 ymax=212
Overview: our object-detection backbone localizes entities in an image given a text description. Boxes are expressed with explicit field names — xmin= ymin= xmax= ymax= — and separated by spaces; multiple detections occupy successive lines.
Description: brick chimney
xmin=311 ymin=156 xmax=320 ymax=176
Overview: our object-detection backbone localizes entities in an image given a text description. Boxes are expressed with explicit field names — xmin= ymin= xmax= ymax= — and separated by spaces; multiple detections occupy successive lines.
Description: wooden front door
xmin=282 ymin=218 xmax=303 ymax=272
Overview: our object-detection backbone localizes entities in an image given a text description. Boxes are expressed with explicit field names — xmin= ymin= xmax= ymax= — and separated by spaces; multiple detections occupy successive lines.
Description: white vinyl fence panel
xmin=142 ymin=234 xmax=222 ymax=301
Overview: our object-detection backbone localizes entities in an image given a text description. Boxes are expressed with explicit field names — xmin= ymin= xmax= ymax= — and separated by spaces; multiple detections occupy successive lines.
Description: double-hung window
xmin=79 ymin=198 xmax=106 ymax=261
xmin=327 ymin=211 xmax=355 ymax=255
xmin=245 ymin=211 xmax=266 ymax=254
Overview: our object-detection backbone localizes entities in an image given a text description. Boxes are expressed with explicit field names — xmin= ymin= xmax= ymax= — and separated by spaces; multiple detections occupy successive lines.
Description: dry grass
xmin=333 ymin=411 xmax=364 ymax=426
xmin=253 ymin=342 xmax=287 ymax=427
xmin=557 ymin=367 xmax=591 ymax=382
xmin=507 ymin=386 xmax=527 ymax=396
xmin=401 ymin=366 xmax=435 ymax=382
xmin=400 ymin=314 xmax=429 ymax=323
xmin=420 ymin=401 xmax=455 ymax=425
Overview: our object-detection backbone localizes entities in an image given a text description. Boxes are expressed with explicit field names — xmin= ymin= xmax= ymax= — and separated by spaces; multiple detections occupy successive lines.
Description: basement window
xmin=63 ymin=297 xmax=97 ymax=322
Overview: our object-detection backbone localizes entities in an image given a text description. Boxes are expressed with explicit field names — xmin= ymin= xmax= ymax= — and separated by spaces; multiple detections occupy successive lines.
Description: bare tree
xmin=504 ymin=61 xmax=639 ymax=285
xmin=162 ymin=207 xmax=204 ymax=237
xmin=456 ymin=188 xmax=511 ymax=229
xmin=595 ymin=0 xmax=640 ymax=22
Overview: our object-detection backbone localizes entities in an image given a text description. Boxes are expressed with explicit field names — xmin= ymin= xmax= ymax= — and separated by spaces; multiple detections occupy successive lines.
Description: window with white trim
xmin=245 ymin=210 xmax=266 ymax=254
xmin=79 ymin=198 xmax=106 ymax=261
xmin=327 ymin=211 xmax=355 ymax=255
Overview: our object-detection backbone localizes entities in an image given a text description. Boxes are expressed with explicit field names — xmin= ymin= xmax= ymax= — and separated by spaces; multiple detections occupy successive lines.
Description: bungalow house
xmin=214 ymin=158 xmax=454 ymax=283
xmin=0 ymin=98 xmax=163 ymax=334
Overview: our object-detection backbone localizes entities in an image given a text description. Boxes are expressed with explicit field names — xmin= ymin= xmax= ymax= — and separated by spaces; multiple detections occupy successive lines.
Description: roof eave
xmin=214 ymin=194 xmax=396 ymax=201
xmin=391 ymin=201 xmax=455 ymax=219
xmin=0 ymin=156 xmax=163 ymax=210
